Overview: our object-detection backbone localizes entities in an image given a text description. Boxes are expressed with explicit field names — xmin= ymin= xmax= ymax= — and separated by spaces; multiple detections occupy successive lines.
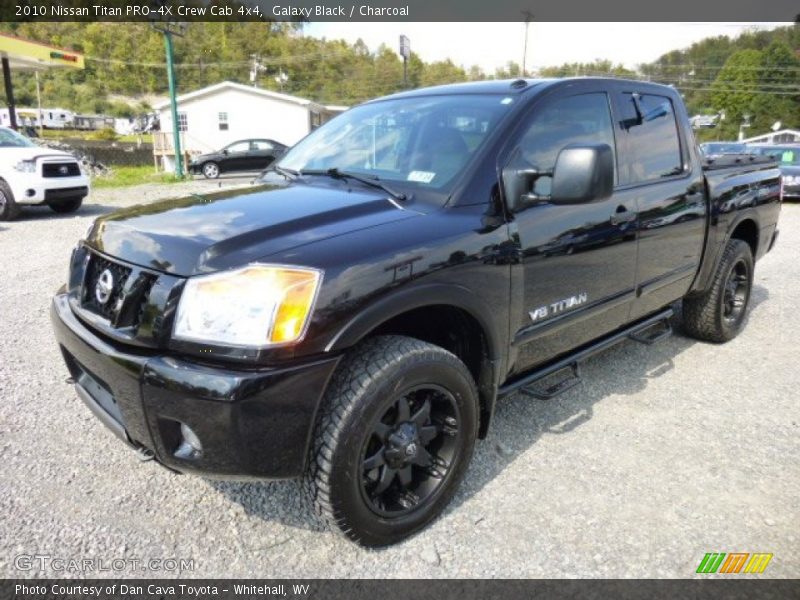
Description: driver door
xmin=507 ymin=87 xmax=639 ymax=374
xmin=222 ymin=141 xmax=251 ymax=171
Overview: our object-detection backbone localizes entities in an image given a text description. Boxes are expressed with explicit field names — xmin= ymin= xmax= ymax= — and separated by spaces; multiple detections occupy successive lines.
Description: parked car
xmin=699 ymin=141 xmax=748 ymax=156
xmin=0 ymin=126 xmax=89 ymax=221
xmin=690 ymin=115 xmax=716 ymax=129
xmin=51 ymin=78 xmax=782 ymax=547
xmin=747 ymin=144 xmax=800 ymax=201
xmin=188 ymin=139 xmax=287 ymax=178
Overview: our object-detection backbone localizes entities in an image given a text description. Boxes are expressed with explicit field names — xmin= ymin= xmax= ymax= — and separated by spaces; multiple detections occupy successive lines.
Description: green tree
xmin=749 ymin=41 xmax=800 ymax=134
xmin=538 ymin=60 xmax=635 ymax=78
xmin=710 ymin=49 xmax=763 ymax=139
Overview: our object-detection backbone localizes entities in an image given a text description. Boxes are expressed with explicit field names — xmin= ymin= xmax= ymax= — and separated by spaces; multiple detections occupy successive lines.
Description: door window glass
xmin=251 ymin=140 xmax=274 ymax=151
xmin=515 ymin=92 xmax=616 ymax=196
xmin=225 ymin=141 xmax=250 ymax=153
xmin=617 ymin=93 xmax=682 ymax=184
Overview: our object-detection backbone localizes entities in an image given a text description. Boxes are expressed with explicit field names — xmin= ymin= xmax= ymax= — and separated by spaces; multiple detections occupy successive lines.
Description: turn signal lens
xmin=269 ymin=269 xmax=323 ymax=343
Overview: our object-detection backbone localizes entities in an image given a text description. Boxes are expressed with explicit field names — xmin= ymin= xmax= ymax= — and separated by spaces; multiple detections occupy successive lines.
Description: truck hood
xmin=87 ymin=183 xmax=417 ymax=276
xmin=1 ymin=146 xmax=76 ymax=162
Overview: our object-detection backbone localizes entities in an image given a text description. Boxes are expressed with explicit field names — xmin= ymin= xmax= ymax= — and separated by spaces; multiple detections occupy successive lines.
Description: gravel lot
xmin=0 ymin=184 xmax=798 ymax=579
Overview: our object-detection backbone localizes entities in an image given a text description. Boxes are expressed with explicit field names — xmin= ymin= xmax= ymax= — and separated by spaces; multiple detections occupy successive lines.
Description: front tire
xmin=47 ymin=196 xmax=83 ymax=214
xmin=307 ymin=335 xmax=479 ymax=547
xmin=202 ymin=162 xmax=220 ymax=179
xmin=682 ymin=239 xmax=754 ymax=343
xmin=0 ymin=180 xmax=21 ymax=221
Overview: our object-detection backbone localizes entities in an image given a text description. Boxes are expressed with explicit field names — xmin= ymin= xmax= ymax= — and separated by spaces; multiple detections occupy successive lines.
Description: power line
xmin=83 ymin=47 xmax=357 ymax=68
xmin=672 ymin=86 xmax=800 ymax=96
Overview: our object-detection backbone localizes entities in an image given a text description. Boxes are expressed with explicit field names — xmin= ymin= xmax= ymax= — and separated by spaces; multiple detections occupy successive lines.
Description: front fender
xmin=325 ymin=282 xmax=506 ymax=364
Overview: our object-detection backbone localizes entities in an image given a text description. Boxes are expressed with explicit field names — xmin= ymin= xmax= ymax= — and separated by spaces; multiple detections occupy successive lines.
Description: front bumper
xmin=51 ymin=292 xmax=341 ymax=479
xmin=782 ymin=183 xmax=799 ymax=200
xmin=9 ymin=172 xmax=90 ymax=205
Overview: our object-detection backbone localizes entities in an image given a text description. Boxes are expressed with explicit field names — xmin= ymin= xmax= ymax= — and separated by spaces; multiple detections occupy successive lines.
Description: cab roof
xmin=372 ymin=78 xmax=557 ymax=102
xmin=371 ymin=77 xmax=677 ymax=103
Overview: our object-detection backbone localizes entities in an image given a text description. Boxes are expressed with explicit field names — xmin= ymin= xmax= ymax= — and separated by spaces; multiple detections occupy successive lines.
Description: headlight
xmin=173 ymin=264 xmax=323 ymax=347
xmin=783 ymin=174 xmax=799 ymax=185
xmin=13 ymin=159 xmax=36 ymax=173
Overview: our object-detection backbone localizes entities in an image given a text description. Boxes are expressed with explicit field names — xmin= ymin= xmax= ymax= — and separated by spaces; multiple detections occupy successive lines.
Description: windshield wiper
xmin=300 ymin=168 xmax=407 ymax=202
xmin=268 ymin=165 xmax=300 ymax=180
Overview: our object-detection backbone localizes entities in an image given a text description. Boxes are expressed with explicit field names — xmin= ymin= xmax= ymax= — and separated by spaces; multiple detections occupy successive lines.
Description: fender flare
xmin=325 ymin=282 xmax=505 ymax=364
xmin=691 ymin=208 xmax=761 ymax=295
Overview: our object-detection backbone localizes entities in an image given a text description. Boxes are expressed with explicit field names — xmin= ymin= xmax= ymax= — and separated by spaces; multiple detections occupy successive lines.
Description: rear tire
xmin=0 ymin=180 xmax=21 ymax=221
xmin=47 ymin=196 xmax=83 ymax=214
xmin=682 ymin=239 xmax=754 ymax=343
xmin=306 ymin=335 xmax=479 ymax=547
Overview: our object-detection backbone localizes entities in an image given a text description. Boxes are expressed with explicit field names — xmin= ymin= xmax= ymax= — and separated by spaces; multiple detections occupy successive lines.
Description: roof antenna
xmin=510 ymin=79 xmax=528 ymax=90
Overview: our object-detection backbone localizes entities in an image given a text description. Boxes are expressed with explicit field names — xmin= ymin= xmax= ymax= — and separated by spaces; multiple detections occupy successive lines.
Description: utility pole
xmin=35 ymin=71 xmax=43 ymax=136
xmin=163 ymin=30 xmax=183 ymax=177
xmin=399 ymin=35 xmax=410 ymax=88
xmin=521 ymin=10 xmax=533 ymax=77
xmin=1 ymin=57 xmax=17 ymax=130
xmin=250 ymin=54 xmax=262 ymax=87
xmin=274 ymin=69 xmax=288 ymax=92
xmin=150 ymin=7 xmax=186 ymax=178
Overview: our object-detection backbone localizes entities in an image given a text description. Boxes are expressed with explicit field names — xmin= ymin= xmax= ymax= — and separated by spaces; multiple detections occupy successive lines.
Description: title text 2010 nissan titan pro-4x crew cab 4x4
xmin=51 ymin=78 xmax=782 ymax=546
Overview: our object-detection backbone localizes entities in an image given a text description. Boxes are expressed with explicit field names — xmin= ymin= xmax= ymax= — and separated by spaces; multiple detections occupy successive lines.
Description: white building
xmin=742 ymin=129 xmax=800 ymax=145
xmin=153 ymin=81 xmax=346 ymax=172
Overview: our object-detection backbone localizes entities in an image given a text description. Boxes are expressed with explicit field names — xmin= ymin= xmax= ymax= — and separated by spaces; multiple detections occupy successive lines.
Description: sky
xmin=304 ymin=22 xmax=790 ymax=73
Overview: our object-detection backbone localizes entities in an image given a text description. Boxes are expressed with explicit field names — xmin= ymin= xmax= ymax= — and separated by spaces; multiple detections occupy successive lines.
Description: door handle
xmin=610 ymin=206 xmax=636 ymax=226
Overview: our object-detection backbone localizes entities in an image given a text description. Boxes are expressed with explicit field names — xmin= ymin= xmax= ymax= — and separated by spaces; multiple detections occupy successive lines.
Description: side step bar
xmin=628 ymin=318 xmax=672 ymax=345
xmin=498 ymin=308 xmax=673 ymax=400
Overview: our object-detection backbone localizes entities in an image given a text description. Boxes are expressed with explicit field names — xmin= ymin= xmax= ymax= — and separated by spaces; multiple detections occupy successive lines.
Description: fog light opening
xmin=175 ymin=422 xmax=203 ymax=459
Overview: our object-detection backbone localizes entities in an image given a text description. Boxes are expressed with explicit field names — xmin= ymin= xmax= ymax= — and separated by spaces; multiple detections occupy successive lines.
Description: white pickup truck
xmin=0 ymin=126 xmax=90 ymax=221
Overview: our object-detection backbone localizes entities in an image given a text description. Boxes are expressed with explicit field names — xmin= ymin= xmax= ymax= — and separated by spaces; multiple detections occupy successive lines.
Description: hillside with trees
xmin=0 ymin=22 xmax=797 ymax=140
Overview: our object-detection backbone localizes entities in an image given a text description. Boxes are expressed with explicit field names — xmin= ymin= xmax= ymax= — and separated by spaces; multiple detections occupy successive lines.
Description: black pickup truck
xmin=51 ymin=78 xmax=782 ymax=547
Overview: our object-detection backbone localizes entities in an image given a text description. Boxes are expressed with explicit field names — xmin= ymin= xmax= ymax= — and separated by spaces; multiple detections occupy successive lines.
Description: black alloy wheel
xmin=722 ymin=258 xmax=750 ymax=324
xmin=359 ymin=385 xmax=461 ymax=517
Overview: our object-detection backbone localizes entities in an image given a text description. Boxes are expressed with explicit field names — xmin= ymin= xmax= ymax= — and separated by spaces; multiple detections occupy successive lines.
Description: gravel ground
xmin=0 ymin=185 xmax=798 ymax=579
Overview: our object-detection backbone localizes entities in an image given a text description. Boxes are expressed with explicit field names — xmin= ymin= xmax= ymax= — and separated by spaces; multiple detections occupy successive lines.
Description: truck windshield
xmin=752 ymin=146 xmax=800 ymax=166
xmin=276 ymin=94 xmax=515 ymax=193
xmin=701 ymin=142 xmax=746 ymax=155
xmin=0 ymin=127 xmax=36 ymax=148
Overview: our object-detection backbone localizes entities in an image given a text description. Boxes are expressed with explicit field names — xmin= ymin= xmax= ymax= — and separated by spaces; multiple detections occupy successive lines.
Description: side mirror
xmin=501 ymin=143 xmax=613 ymax=212
xmin=222 ymin=149 xmax=229 ymax=155
xmin=501 ymin=165 xmax=552 ymax=213
xmin=550 ymin=143 xmax=614 ymax=204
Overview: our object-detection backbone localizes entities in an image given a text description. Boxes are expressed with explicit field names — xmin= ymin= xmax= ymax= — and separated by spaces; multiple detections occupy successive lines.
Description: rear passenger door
xmin=507 ymin=86 xmax=639 ymax=374
xmin=611 ymin=88 xmax=707 ymax=319
xmin=248 ymin=140 xmax=277 ymax=170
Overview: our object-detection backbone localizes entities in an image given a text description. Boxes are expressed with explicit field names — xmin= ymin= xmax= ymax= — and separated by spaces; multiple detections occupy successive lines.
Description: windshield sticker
xmin=408 ymin=170 xmax=436 ymax=183
xmin=781 ymin=151 xmax=794 ymax=164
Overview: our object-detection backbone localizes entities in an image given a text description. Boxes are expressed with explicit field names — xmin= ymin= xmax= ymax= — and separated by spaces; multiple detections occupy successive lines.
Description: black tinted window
xmin=618 ymin=93 xmax=682 ymax=184
xmin=515 ymin=93 xmax=616 ymax=194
